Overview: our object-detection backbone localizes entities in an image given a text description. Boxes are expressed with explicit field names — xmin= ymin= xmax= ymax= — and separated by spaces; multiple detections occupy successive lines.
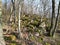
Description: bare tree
xmin=11 ymin=0 xmax=16 ymax=23
xmin=48 ymin=0 xmax=55 ymax=36
xmin=50 ymin=1 xmax=60 ymax=37
xmin=18 ymin=0 xmax=24 ymax=39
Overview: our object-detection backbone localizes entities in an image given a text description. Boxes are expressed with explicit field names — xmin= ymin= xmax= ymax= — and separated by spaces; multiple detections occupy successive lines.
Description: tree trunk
xmin=50 ymin=1 xmax=60 ymax=37
xmin=18 ymin=0 xmax=24 ymax=39
xmin=18 ymin=4 xmax=22 ymax=39
xmin=11 ymin=0 xmax=16 ymax=23
xmin=49 ymin=0 xmax=55 ymax=36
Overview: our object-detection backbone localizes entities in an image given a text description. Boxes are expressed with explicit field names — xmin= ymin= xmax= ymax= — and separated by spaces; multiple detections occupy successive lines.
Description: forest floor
xmin=2 ymin=14 xmax=60 ymax=45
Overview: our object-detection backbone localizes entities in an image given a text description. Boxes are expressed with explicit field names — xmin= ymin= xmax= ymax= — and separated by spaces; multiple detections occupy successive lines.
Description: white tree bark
xmin=18 ymin=4 xmax=22 ymax=39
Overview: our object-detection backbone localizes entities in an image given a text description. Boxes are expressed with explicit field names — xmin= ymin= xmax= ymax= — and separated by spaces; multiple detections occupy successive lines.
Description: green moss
xmin=21 ymin=16 xmax=29 ymax=21
xmin=10 ymin=43 xmax=16 ymax=45
xmin=37 ymin=37 xmax=43 ymax=43
xmin=30 ymin=36 xmax=36 ymax=40
xmin=29 ymin=25 xmax=34 ymax=28
xmin=45 ymin=42 xmax=51 ymax=45
xmin=4 ymin=36 xmax=11 ymax=41
xmin=30 ymin=20 xmax=39 ymax=26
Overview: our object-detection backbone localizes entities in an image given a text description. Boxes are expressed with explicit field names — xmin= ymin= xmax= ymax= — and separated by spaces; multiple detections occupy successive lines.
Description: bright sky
xmin=2 ymin=0 xmax=59 ymax=3
xmin=2 ymin=0 xmax=59 ymax=15
xmin=2 ymin=0 xmax=10 ymax=4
